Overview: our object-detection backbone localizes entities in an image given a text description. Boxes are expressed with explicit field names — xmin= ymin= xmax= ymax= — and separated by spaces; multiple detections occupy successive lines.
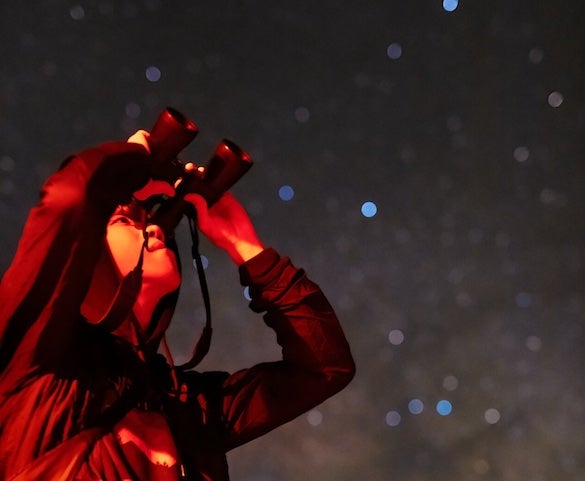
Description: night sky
xmin=1 ymin=1 xmax=584 ymax=480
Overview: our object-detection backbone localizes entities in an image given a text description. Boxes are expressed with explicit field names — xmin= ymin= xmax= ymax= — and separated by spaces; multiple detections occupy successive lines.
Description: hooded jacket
xmin=0 ymin=141 xmax=355 ymax=481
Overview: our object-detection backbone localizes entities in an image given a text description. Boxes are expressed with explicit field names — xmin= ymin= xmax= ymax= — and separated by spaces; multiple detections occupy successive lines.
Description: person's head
xmin=82 ymin=202 xmax=181 ymax=344
xmin=106 ymin=202 xmax=180 ymax=292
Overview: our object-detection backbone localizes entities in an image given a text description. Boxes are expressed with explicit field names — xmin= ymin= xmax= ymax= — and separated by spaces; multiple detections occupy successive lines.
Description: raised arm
xmin=186 ymin=193 xmax=355 ymax=450
xmin=0 ymin=141 xmax=152 ymax=370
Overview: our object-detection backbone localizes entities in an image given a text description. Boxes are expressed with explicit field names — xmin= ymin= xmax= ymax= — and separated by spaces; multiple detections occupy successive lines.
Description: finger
xmin=184 ymin=193 xmax=209 ymax=226
xmin=148 ymin=180 xmax=175 ymax=198
xmin=133 ymin=179 xmax=175 ymax=201
xmin=127 ymin=130 xmax=151 ymax=153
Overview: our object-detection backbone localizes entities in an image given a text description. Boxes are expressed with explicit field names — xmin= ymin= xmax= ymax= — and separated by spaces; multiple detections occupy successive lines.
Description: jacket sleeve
xmin=0 ymin=142 xmax=152 ymax=372
xmin=220 ymin=248 xmax=355 ymax=450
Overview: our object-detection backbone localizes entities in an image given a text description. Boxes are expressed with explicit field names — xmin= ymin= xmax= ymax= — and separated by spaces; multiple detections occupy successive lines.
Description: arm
xmin=0 ymin=141 xmax=152 ymax=370
xmin=186 ymin=194 xmax=355 ymax=450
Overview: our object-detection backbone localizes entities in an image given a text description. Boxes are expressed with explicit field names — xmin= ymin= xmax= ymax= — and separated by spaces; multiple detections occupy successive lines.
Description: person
xmin=0 ymin=128 xmax=355 ymax=481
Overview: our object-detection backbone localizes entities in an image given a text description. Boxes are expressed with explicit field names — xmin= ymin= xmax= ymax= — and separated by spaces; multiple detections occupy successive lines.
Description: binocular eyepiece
xmin=142 ymin=107 xmax=253 ymax=237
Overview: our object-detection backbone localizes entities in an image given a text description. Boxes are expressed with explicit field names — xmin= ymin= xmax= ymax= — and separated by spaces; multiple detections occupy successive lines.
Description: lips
xmin=147 ymin=238 xmax=166 ymax=251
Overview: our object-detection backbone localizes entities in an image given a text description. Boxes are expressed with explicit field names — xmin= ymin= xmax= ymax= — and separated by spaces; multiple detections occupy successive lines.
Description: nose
xmin=145 ymin=224 xmax=165 ymax=242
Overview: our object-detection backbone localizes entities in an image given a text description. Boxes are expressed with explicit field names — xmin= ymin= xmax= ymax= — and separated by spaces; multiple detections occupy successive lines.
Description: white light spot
xmin=294 ymin=107 xmax=310 ymax=123
xmin=125 ymin=102 xmax=141 ymax=119
xmin=146 ymin=66 xmax=162 ymax=82
xmin=70 ymin=5 xmax=85 ymax=20
xmin=443 ymin=375 xmax=459 ymax=391
xmin=307 ymin=409 xmax=323 ymax=426
xmin=0 ymin=156 xmax=15 ymax=172
xmin=526 ymin=335 xmax=542 ymax=352
xmin=455 ymin=290 xmax=472 ymax=307
xmin=385 ymin=410 xmax=401 ymax=427
xmin=388 ymin=329 xmax=405 ymax=345
xmin=547 ymin=91 xmax=564 ymax=108
xmin=514 ymin=146 xmax=530 ymax=162
xmin=484 ymin=408 xmax=501 ymax=424
xmin=0 ymin=179 xmax=14 ymax=195
xmin=528 ymin=48 xmax=544 ymax=64
xmin=539 ymin=188 xmax=566 ymax=207
xmin=386 ymin=43 xmax=402 ymax=60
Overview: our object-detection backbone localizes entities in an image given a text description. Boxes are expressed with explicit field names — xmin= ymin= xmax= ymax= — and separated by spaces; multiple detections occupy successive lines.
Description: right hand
xmin=185 ymin=192 xmax=264 ymax=265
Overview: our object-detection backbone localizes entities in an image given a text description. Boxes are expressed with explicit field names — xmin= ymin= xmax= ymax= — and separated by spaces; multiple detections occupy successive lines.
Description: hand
xmin=185 ymin=192 xmax=264 ymax=265
xmin=127 ymin=130 xmax=175 ymax=201
xmin=127 ymin=129 xmax=151 ymax=152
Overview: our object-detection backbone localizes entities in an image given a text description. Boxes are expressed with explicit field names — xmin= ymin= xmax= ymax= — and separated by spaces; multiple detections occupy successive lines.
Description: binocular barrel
xmin=149 ymin=107 xmax=199 ymax=183
xmin=146 ymin=107 xmax=254 ymax=237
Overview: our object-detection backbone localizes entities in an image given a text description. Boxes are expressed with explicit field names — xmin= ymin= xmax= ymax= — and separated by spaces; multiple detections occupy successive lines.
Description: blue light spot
xmin=278 ymin=185 xmax=295 ymax=201
xmin=145 ymin=65 xmax=162 ymax=82
xmin=193 ymin=255 xmax=209 ymax=270
xmin=436 ymin=400 xmax=453 ymax=416
xmin=443 ymin=0 xmax=459 ymax=12
xmin=243 ymin=286 xmax=252 ymax=301
xmin=515 ymin=292 xmax=532 ymax=308
xmin=361 ymin=201 xmax=378 ymax=218
xmin=408 ymin=399 xmax=424 ymax=415
xmin=386 ymin=43 xmax=402 ymax=60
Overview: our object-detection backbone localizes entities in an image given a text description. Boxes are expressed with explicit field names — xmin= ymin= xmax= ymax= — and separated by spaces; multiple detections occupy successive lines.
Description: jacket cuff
xmin=238 ymin=247 xmax=282 ymax=287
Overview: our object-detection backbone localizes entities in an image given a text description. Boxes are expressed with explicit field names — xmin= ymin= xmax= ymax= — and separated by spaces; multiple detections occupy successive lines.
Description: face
xmin=106 ymin=203 xmax=181 ymax=297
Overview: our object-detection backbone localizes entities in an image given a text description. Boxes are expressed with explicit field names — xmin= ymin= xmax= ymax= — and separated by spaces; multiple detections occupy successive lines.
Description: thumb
xmin=184 ymin=193 xmax=209 ymax=228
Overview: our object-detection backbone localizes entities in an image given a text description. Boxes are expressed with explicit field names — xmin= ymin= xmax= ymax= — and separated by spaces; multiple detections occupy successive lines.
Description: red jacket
xmin=0 ymin=141 xmax=355 ymax=480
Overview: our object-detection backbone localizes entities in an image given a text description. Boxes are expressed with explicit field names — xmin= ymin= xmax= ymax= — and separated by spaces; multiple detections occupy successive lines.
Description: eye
xmin=110 ymin=215 xmax=133 ymax=226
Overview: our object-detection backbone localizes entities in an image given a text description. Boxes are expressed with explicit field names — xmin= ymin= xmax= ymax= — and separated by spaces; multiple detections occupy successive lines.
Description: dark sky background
xmin=1 ymin=1 xmax=584 ymax=480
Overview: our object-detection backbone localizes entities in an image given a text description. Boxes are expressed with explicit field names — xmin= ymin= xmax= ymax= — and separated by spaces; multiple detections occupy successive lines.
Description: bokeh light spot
xmin=436 ymin=400 xmax=453 ymax=416
xmin=0 ymin=179 xmax=15 ymax=195
xmin=243 ymin=286 xmax=252 ymax=301
xmin=386 ymin=43 xmax=402 ymax=60
xmin=307 ymin=409 xmax=323 ymax=426
xmin=408 ymin=399 xmax=424 ymax=415
xmin=70 ymin=5 xmax=85 ymax=20
xmin=388 ymin=329 xmax=405 ymax=345
xmin=513 ymin=146 xmax=530 ymax=162
xmin=193 ymin=255 xmax=209 ymax=270
xmin=443 ymin=0 xmax=459 ymax=12
xmin=294 ymin=107 xmax=310 ymax=123
xmin=278 ymin=185 xmax=295 ymax=201
xmin=515 ymin=292 xmax=532 ymax=308
xmin=385 ymin=410 xmax=401 ymax=427
xmin=526 ymin=335 xmax=542 ymax=352
xmin=484 ymin=408 xmax=501 ymax=424
xmin=0 ymin=156 xmax=15 ymax=172
xmin=529 ymin=48 xmax=544 ymax=64
xmin=125 ymin=102 xmax=141 ymax=119
xmin=443 ymin=375 xmax=459 ymax=391
xmin=361 ymin=201 xmax=378 ymax=218
xmin=146 ymin=66 xmax=162 ymax=82
xmin=547 ymin=91 xmax=564 ymax=108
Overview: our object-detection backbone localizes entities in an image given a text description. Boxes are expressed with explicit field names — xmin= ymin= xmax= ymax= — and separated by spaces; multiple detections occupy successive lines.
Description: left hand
xmin=185 ymin=192 xmax=264 ymax=265
xmin=127 ymin=129 xmax=175 ymax=201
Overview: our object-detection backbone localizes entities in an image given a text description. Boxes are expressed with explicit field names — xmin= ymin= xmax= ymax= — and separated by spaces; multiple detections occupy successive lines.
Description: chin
xmin=143 ymin=255 xmax=181 ymax=292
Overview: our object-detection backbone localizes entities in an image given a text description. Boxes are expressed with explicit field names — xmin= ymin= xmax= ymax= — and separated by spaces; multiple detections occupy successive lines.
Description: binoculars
xmin=144 ymin=107 xmax=253 ymax=236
